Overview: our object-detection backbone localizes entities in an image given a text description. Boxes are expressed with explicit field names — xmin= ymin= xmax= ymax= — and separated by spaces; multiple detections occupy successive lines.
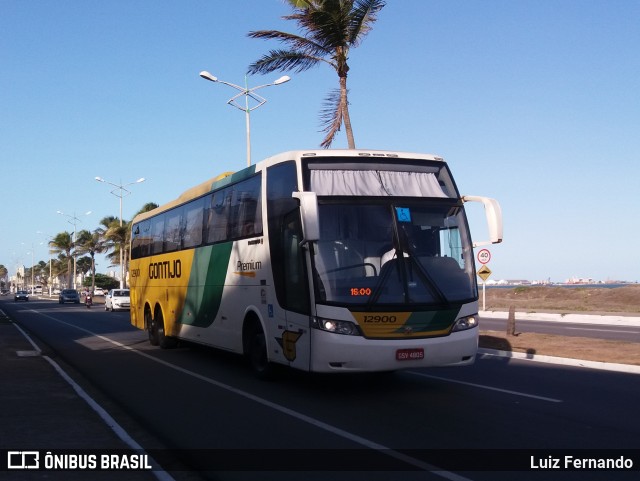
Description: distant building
xmin=566 ymin=277 xmax=595 ymax=284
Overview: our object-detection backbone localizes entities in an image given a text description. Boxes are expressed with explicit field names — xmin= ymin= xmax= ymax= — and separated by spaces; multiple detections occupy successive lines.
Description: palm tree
xmin=50 ymin=257 xmax=66 ymax=291
xmin=98 ymin=203 xmax=158 ymax=288
xmin=96 ymin=215 xmax=119 ymax=268
xmin=76 ymin=256 xmax=93 ymax=289
xmin=0 ymin=264 xmax=8 ymax=291
xmin=35 ymin=260 xmax=49 ymax=293
xmin=247 ymin=0 xmax=386 ymax=149
xmin=49 ymin=232 xmax=73 ymax=288
xmin=76 ymin=229 xmax=105 ymax=293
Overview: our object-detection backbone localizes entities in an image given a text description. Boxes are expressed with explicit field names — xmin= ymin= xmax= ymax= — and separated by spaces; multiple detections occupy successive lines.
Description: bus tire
xmin=245 ymin=320 xmax=274 ymax=380
xmin=146 ymin=307 xmax=159 ymax=346
xmin=155 ymin=307 xmax=178 ymax=349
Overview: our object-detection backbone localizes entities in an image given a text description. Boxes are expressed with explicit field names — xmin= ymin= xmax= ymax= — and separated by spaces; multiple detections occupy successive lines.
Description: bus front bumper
xmin=309 ymin=327 xmax=478 ymax=373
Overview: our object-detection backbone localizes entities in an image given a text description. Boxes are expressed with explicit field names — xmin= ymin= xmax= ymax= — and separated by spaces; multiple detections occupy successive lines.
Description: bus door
xmin=278 ymin=210 xmax=312 ymax=371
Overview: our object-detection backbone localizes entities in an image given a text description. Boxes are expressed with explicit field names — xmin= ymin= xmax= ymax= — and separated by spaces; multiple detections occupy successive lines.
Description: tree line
xmin=0 ymin=202 xmax=158 ymax=294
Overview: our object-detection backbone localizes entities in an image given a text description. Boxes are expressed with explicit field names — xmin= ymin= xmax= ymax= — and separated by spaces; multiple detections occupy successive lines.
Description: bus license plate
xmin=396 ymin=348 xmax=424 ymax=361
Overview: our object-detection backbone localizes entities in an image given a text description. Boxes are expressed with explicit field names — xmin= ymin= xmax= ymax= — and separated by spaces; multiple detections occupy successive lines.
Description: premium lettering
xmin=149 ymin=260 xmax=182 ymax=279
xmin=236 ymin=259 xmax=262 ymax=271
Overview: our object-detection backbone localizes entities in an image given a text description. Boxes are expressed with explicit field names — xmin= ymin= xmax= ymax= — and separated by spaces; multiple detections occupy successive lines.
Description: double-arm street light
xmin=95 ymin=177 xmax=145 ymax=288
xmin=199 ymin=71 xmax=290 ymax=167
xmin=57 ymin=210 xmax=92 ymax=290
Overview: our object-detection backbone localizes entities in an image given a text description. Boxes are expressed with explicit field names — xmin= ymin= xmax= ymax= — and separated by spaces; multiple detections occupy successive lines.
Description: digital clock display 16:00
xmin=350 ymin=287 xmax=372 ymax=296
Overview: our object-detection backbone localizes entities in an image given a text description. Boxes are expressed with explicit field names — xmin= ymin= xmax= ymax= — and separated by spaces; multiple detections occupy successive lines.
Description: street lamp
xmin=37 ymin=231 xmax=54 ymax=296
xmin=21 ymin=242 xmax=34 ymax=294
xmin=95 ymin=177 xmax=145 ymax=288
xmin=199 ymin=71 xmax=290 ymax=167
xmin=57 ymin=210 xmax=92 ymax=290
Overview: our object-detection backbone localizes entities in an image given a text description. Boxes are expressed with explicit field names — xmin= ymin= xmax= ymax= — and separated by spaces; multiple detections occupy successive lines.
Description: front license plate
xmin=396 ymin=348 xmax=424 ymax=361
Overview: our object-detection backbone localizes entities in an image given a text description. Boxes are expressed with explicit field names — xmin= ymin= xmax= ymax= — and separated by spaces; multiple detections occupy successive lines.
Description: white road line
xmin=32 ymin=310 xmax=473 ymax=481
xmin=11 ymin=318 xmax=174 ymax=481
xmin=408 ymin=372 xmax=563 ymax=403
xmin=10 ymin=319 xmax=42 ymax=353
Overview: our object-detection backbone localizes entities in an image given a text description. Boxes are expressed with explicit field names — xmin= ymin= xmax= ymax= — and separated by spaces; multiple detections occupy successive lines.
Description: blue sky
xmin=1 ymin=0 xmax=639 ymax=283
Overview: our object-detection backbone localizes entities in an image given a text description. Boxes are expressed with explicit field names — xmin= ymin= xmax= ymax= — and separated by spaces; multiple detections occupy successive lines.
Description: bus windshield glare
xmin=312 ymin=201 xmax=476 ymax=306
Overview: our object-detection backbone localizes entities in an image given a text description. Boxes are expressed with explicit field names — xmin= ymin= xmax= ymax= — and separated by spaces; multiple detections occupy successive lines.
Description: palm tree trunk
xmin=91 ymin=254 xmax=96 ymax=292
xmin=340 ymin=76 xmax=355 ymax=149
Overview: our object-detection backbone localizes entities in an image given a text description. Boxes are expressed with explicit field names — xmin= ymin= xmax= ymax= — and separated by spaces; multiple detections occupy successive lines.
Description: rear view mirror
xmin=462 ymin=195 xmax=503 ymax=247
xmin=292 ymin=191 xmax=320 ymax=242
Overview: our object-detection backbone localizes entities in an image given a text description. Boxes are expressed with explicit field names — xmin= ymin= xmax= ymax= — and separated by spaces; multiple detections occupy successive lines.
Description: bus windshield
xmin=312 ymin=201 xmax=476 ymax=307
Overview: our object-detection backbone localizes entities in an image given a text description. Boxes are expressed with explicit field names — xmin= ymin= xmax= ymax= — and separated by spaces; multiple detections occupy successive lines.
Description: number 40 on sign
xmin=477 ymin=249 xmax=491 ymax=264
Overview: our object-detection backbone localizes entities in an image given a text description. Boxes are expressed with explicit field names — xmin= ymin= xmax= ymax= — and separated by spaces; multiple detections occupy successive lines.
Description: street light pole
xmin=57 ymin=211 xmax=92 ymax=290
xmin=95 ymin=177 xmax=145 ymax=288
xmin=37 ymin=232 xmax=54 ymax=296
xmin=199 ymin=71 xmax=290 ymax=167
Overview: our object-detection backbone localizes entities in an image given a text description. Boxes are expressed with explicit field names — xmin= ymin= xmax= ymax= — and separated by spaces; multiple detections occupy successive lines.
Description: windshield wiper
xmin=405 ymin=254 xmax=450 ymax=304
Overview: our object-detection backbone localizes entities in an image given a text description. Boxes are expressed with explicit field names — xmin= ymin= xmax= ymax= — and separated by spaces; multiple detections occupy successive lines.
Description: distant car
xmin=59 ymin=289 xmax=80 ymax=304
xmin=93 ymin=288 xmax=105 ymax=296
xmin=105 ymin=289 xmax=130 ymax=311
xmin=14 ymin=290 xmax=29 ymax=302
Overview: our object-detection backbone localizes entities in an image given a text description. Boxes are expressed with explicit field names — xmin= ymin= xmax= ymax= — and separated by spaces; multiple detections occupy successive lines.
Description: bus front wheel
xmin=246 ymin=322 xmax=274 ymax=380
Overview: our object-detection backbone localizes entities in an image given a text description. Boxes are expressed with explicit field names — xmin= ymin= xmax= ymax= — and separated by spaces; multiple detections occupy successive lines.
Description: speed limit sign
xmin=477 ymin=249 xmax=491 ymax=264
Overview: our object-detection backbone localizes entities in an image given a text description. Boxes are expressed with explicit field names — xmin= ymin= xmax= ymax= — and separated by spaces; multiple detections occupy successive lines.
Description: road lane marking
xmin=407 ymin=372 xmax=563 ymax=403
xmin=10 ymin=318 xmax=174 ymax=481
xmin=31 ymin=310 xmax=472 ymax=481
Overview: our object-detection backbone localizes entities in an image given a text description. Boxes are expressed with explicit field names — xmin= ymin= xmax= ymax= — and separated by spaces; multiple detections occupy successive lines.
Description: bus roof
xmin=132 ymin=149 xmax=446 ymax=224
xmin=263 ymin=149 xmax=444 ymax=163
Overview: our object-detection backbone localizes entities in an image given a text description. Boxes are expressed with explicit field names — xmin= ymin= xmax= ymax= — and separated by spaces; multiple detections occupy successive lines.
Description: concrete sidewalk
xmin=0 ymin=315 xmax=163 ymax=480
xmin=480 ymin=310 xmax=640 ymax=326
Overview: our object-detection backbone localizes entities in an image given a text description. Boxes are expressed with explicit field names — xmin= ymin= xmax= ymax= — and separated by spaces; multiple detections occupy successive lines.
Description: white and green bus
xmin=129 ymin=149 xmax=502 ymax=375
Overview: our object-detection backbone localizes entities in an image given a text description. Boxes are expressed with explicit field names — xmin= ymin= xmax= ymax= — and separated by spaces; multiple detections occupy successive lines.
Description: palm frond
xmin=349 ymin=0 xmax=385 ymax=45
xmin=319 ymin=89 xmax=343 ymax=148
xmin=248 ymin=49 xmax=324 ymax=75
xmin=248 ymin=29 xmax=326 ymax=56
xmin=248 ymin=0 xmax=386 ymax=148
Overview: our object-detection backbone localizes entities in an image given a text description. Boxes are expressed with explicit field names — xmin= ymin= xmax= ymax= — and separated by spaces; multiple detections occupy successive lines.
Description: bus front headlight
xmin=312 ymin=318 xmax=361 ymax=336
xmin=452 ymin=315 xmax=478 ymax=332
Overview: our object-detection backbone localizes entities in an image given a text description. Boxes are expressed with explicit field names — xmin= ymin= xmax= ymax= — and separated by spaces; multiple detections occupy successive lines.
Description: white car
xmin=105 ymin=289 xmax=130 ymax=311
xmin=93 ymin=288 xmax=105 ymax=296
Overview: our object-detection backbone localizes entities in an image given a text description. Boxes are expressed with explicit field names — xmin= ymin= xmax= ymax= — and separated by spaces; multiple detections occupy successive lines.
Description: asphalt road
xmin=2 ymin=296 xmax=639 ymax=481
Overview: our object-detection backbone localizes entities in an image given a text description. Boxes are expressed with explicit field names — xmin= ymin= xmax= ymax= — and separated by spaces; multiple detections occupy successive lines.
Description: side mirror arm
xmin=462 ymin=195 xmax=503 ymax=247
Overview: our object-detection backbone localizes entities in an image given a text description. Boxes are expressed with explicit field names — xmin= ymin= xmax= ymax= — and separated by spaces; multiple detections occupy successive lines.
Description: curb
xmin=480 ymin=310 xmax=640 ymax=326
xmin=477 ymin=348 xmax=640 ymax=375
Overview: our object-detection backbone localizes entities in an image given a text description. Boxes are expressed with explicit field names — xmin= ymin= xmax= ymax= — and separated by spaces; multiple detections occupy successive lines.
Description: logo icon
xmin=8 ymin=451 xmax=40 ymax=469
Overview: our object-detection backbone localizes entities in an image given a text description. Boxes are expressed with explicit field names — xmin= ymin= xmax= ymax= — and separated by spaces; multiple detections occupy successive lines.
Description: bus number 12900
xmin=363 ymin=315 xmax=397 ymax=323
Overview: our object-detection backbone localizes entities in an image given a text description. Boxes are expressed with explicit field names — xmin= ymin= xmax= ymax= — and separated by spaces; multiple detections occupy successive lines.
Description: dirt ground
xmin=478 ymin=285 xmax=640 ymax=366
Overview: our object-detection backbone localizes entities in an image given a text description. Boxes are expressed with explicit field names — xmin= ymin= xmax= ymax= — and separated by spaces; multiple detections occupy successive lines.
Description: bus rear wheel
xmin=149 ymin=308 xmax=177 ymax=349
xmin=146 ymin=308 xmax=158 ymax=346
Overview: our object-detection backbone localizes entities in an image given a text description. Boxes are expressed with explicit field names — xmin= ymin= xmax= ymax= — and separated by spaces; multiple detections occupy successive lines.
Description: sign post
xmin=476 ymin=250 xmax=492 ymax=311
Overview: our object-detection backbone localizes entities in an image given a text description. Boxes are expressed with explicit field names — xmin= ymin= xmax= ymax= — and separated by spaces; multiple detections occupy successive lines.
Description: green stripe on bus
xmin=179 ymin=242 xmax=233 ymax=327
xmin=392 ymin=308 xmax=460 ymax=334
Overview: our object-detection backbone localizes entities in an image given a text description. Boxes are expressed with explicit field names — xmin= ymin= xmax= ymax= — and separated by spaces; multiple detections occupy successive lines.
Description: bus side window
xmin=183 ymin=198 xmax=204 ymax=249
xmin=150 ymin=214 xmax=165 ymax=255
xmin=164 ymin=207 xmax=182 ymax=252
xmin=206 ymin=190 xmax=229 ymax=244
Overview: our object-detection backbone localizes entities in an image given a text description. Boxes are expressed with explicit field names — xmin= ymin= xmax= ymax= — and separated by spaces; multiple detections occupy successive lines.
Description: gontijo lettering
xmin=149 ymin=260 xmax=182 ymax=279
